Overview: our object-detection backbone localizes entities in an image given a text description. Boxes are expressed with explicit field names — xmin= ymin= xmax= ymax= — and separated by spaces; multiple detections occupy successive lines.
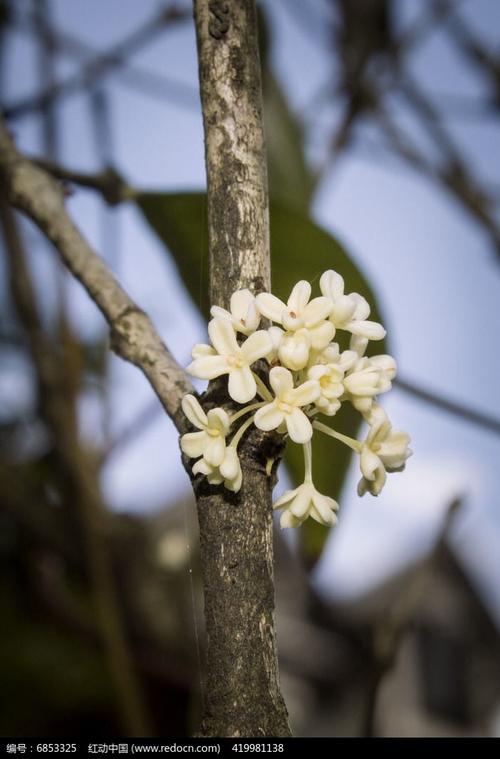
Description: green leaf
xmin=137 ymin=192 xmax=387 ymax=566
xmin=262 ymin=70 xmax=314 ymax=211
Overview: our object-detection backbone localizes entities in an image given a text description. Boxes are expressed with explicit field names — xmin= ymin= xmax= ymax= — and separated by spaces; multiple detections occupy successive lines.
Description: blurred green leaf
xmin=262 ymin=70 xmax=314 ymax=211
xmin=138 ymin=192 xmax=387 ymax=566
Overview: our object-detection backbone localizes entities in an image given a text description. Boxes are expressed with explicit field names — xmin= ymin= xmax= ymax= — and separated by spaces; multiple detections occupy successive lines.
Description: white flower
xmin=254 ymin=366 xmax=319 ymax=443
xmin=193 ymin=447 xmax=242 ymax=492
xmin=191 ymin=343 xmax=216 ymax=359
xmin=187 ymin=318 xmax=272 ymax=403
xmin=256 ymin=281 xmax=334 ymax=369
xmin=210 ymin=289 xmax=260 ymax=335
xmin=343 ymin=354 xmax=397 ymax=413
xmin=278 ymin=328 xmax=312 ymax=371
xmin=358 ymin=406 xmax=412 ymax=496
xmin=307 ymin=363 xmax=344 ymax=416
xmin=273 ymin=482 xmax=338 ymax=528
xmin=266 ymin=326 xmax=285 ymax=363
xmin=312 ymin=341 xmax=358 ymax=372
xmin=320 ymin=270 xmax=386 ymax=341
xmin=180 ymin=395 xmax=230 ymax=466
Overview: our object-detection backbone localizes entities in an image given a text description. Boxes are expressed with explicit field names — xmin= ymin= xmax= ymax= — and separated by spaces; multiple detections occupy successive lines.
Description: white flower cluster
xmin=181 ymin=272 xmax=412 ymax=528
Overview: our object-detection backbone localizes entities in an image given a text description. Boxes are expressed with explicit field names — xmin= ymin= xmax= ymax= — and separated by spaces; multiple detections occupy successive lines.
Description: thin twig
xmin=3 ymin=4 xmax=190 ymax=119
xmin=31 ymin=156 xmax=137 ymax=205
xmin=395 ymin=377 xmax=500 ymax=437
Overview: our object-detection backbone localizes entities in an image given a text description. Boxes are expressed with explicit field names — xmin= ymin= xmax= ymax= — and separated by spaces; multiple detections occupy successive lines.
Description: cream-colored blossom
xmin=187 ymin=318 xmax=272 ymax=403
xmin=180 ymin=394 xmax=230 ymax=467
xmin=343 ymin=354 xmax=397 ymax=413
xmin=358 ymin=406 xmax=412 ymax=496
xmin=193 ymin=446 xmax=243 ymax=493
xmin=254 ymin=366 xmax=319 ymax=443
xmin=210 ymin=289 xmax=260 ymax=335
xmin=256 ymin=281 xmax=334 ymax=369
xmin=307 ymin=363 xmax=344 ymax=416
xmin=273 ymin=482 xmax=338 ymax=528
xmin=320 ymin=270 xmax=385 ymax=341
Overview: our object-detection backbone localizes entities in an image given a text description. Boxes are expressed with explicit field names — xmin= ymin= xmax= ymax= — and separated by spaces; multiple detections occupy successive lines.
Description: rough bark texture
xmin=194 ymin=0 xmax=271 ymax=308
xmin=193 ymin=0 xmax=291 ymax=737
xmin=0 ymin=119 xmax=193 ymax=434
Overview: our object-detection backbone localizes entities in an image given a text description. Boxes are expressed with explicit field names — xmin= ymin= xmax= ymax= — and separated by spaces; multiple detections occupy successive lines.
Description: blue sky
xmin=2 ymin=0 xmax=500 ymax=621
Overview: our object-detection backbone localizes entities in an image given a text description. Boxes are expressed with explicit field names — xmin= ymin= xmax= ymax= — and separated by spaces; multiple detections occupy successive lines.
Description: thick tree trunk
xmin=193 ymin=0 xmax=291 ymax=737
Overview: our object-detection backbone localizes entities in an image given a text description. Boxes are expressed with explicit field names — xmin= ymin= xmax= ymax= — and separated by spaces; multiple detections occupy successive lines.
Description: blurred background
xmin=1 ymin=0 xmax=500 ymax=738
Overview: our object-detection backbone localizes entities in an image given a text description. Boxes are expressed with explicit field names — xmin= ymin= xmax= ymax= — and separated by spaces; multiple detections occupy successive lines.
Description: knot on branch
xmin=110 ymin=307 xmax=160 ymax=367
xmin=209 ymin=0 xmax=230 ymax=40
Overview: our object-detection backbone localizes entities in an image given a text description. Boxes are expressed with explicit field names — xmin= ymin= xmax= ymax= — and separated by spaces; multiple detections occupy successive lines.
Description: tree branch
xmin=0 ymin=117 xmax=193 ymax=433
xmin=195 ymin=0 xmax=271 ymax=307
xmin=193 ymin=0 xmax=291 ymax=737
xmin=31 ymin=156 xmax=136 ymax=206
xmin=395 ymin=376 xmax=500 ymax=437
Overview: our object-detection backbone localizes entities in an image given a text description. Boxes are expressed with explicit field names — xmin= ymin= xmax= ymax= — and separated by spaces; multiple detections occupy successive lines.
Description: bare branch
xmin=10 ymin=9 xmax=199 ymax=112
xmin=0 ymin=117 xmax=193 ymax=433
xmin=31 ymin=156 xmax=136 ymax=205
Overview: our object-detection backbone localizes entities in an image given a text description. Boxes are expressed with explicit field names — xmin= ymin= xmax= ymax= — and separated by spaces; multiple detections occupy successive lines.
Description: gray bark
xmin=193 ymin=0 xmax=291 ymax=737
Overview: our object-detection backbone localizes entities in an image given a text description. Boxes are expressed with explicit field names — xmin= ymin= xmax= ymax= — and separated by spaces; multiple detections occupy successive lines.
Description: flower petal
xmin=180 ymin=431 xmax=208 ymax=459
xmin=267 ymin=326 xmax=284 ymax=360
xmin=308 ymin=320 xmax=335 ymax=350
xmin=254 ymin=403 xmax=285 ymax=432
xmin=289 ymin=484 xmax=313 ymax=518
xmin=360 ymin=447 xmax=381 ymax=480
xmin=331 ymin=295 xmax=356 ymax=324
xmin=210 ymin=305 xmax=232 ymax=322
xmin=181 ymin=394 xmax=207 ymax=429
xmin=278 ymin=333 xmax=310 ymax=371
xmin=310 ymin=504 xmax=337 ymax=526
xmin=286 ymin=407 xmax=313 ymax=443
xmin=208 ymin=317 xmax=239 ymax=355
xmin=269 ymin=366 xmax=294 ymax=397
xmin=230 ymin=288 xmax=254 ymax=318
xmin=220 ymin=447 xmax=240 ymax=480
xmin=311 ymin=489 xmax=338 ymax=519
xmin=370 ymin=354 xmax=397 ymax=379
xmin=320 ymin=270 xmax=344 ymax=300
xmin=280 ymin=510 xmax=302 ymax=528
xmin=192 ymin=459 xmax=212 ymax=476
xmin=349 ymin=334 xmax=368 ymax=357
xmin=349 ymin=292 xmax=370 ymax=320
xmin=206 ymin=469 xmax=224 ymax=485
xmin=302 ymin=296 xmax=333 ymax=326
xmin=241 ymin=329 xmax=273 ymax=364
xmin=228 ymin=365 xmax=256 ymax=403
xmin=273 ymin=486 xmax=300 ymax=510
xmin=287 ymin=280 xmax=311 ymax=313
xmin=290 ymin=379 xmax=320 ymax=407
xmin=256 ymin=292 xmax=287 ymax=323
xmin=204 ymin=435 xmax=226 ymax=467
xmin=346 ymin=319 xmax=386 ymax=340
xmin=225 ymin=467 xmax=242 ymax=492
xmin=343 ymin=369 xmax=380 ymax=396
xmin=187 ymin=355 xmax=229 ymax=380
xmin=308 ymin=364 xmax=328 ymax=382
xmin=207 ymin=407 xmax=230 ymax=435
xmin=191 ymin=343 xmax=216 ymax=359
